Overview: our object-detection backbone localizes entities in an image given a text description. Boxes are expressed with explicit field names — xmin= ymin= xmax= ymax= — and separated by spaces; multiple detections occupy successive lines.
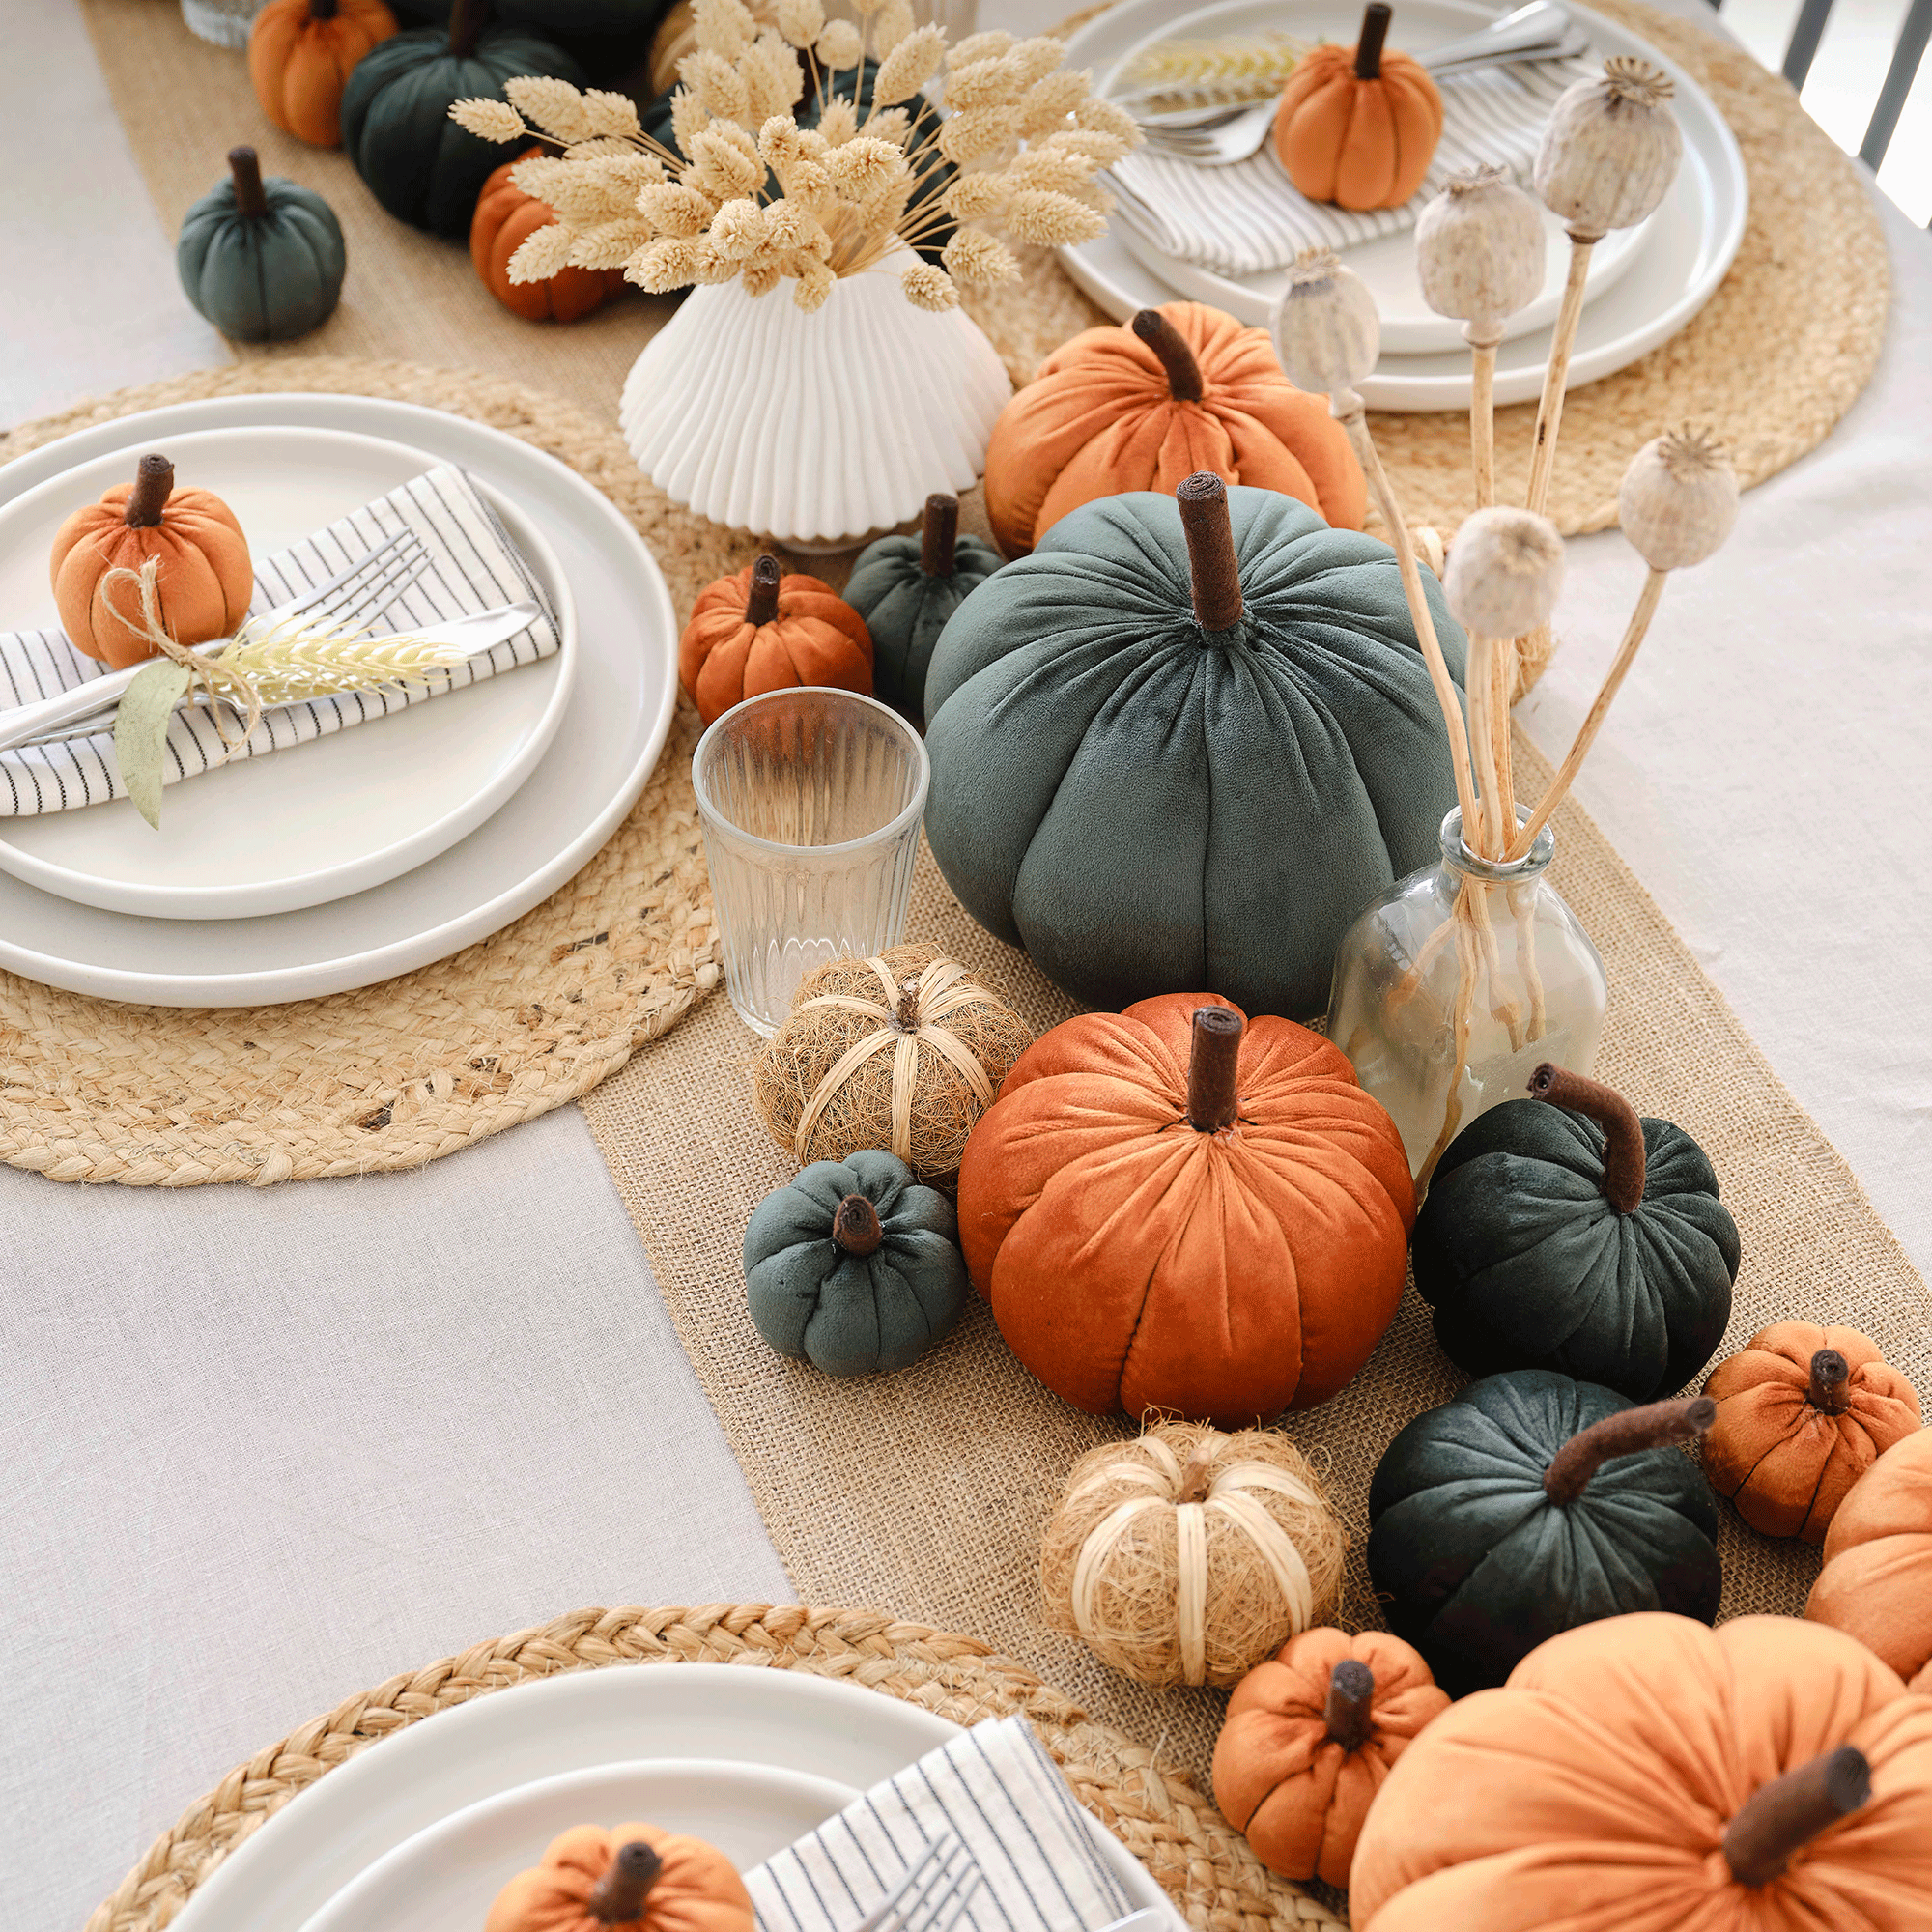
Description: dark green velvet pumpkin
xmin=177 ymin=147 xmax=345 ymax=344
xmin=922 ymin=477 xmax=1467 ymax=1018
xmin=1414 ymin=1063 xmax=1740 ymax=1402
xmin=743 ymin=1151 xmax=967 ymax=1377
xmin=1367 ymin=1369 xmax=1723 ymax=1696
xmin=339 ymin=0 xmax=585 ymax=237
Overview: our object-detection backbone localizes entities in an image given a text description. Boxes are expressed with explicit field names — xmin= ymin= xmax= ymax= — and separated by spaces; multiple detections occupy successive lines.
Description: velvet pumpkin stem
xmin=1808 ymin=1349 xmax=1852 ymax=1415
xmin=1528 ymin=1062 xmax=1645 ymax=1211
xmin=1542 ymin=1396 xmax=1716 ymax=1506
xmin=1176 ymin=473 xmax=1245 ymax=632
xmin=124 ymin=454 xmax=174 ymax=529
xmin=922 ymin=495 xmax=959 ymax=578
xmin=1185 ymin=1006 xmax=1243 ymax=1132
xmin=588 ymin=1841 xmax=664 ymax=1924
xmin=1131 ymin=309 xmax=1206 ymax=404
xmin=447 ymin=0 xmax=487 ymax=60
xmin=1355 ymin=3 xmax=1393 ymax=78
xmin=1722 ymin=1746 xmax=1871 ymax=1889
xmin=1324 ymin=1660 xmax=1375 ymax=1752
xmin=227 ymin=147 xmax=269 ymax=220
xmin=746 ymin=554 xmax=781 ymax=627
xmin=833 ymin=1193 xmax=884 ymax=1257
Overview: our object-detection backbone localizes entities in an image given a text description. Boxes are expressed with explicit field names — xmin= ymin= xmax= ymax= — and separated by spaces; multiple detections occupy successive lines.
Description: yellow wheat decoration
xmin=1115 ymin=32 xmax=1308 ymax=106
xmin=209 ymin=611 xmax=473 ymax=708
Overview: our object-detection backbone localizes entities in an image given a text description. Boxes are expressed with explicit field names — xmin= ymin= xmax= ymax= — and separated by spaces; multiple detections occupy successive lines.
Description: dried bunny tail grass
xmin=568 ymin=217 xmax=653 ymax=269
xmin=450 ymin=97 xmax=526 ymax=143
xmin=627 ymin=234 xmax=705 ymax=291
xmin=505 ymin=76 xmax=595 ymax=144
xmin=1074 ymin=95 xmax=1140 ymax=144
xmin=1017 ymin=70 xmax=1091 ymax=137
xmin=951 ymin=29 xmax=1014 ymax=66
xmin=941 ymin=227 xmax=1019 ymax=285
xmin=860 ymin=106 xmax=912 ymax=146
xmin=824 ymin=134 xmax=907 ymax=198
xmin=506 ymin=222 xmax=577 ymax=284
xmin=938 ymin=103 xmax=1021 ymax=164
xmin=694 ymin=0 xmax=757 ymax=61
xmin=871 ymin=0 xmax=915 ymax=55
xmin=943 ymin=172 xmax=1009 ymax=220
xmin=873 ymin=23 xmax=945 ymax=104
xmin=670 ymin=87 xmax=712 ymax=156
xmin=708 ymin=197 xmax=770 ymax=259
xmin=744 ymin=31 xmax=807 ymax=123
xmin=815 ymin=97 xmax=861 ymax=147
xmin=901 ymin=261 xmax=958 ymax=309
xmin=1008 ymin=36 xmax=1070 ymax=86
xmin=742 ymin=256 xmax=784 ymax=297
xmin=776 ymin=0 xmax=825 ymax=49
xmin=1040 ymin=1422 xmax=1346 ymax=1690
xmin=815 ymin=19 xmax=863 ymax=70
xmin=793 ymin=256 xmax=837 ymax=309
xmin=686 ymin=128 xmax=763 ymax=198
xmin=582 ymin=89 xmax=642 ymax=140
xmin=764 ymin=195 xmax=830 ymax=253
xmin=1043 ymin=127 xmax=1131 ymax=165
xmin=1005 ymin=186 xmax=1105 ymax=246
xmin=1002 ymin=146 xmax=1100 ymax=194
xmin=680 ymin=46 xmax=751 ymax=124
xmin=637 ymin=181 xmax=718 ymax=236
xmin=946 ymin=54 xmax=1023 ymax=111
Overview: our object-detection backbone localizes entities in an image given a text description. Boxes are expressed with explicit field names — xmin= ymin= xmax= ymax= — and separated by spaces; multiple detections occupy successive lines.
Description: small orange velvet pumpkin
xmin=1274 ymin=3 xmax=1443 ymax=213
xmin=980 ymin=301 xmax=1363 ymax=556
xmin=1701 ymin=1322 xmax=1922 ymax=1542
xmin=1212 ymin=1627 xmax=1449 ymax=1886
xmin=48 ymin=454 xmax=252 ymax=670
xmin=471 ymin=148 xmax=627 ymax=324
xmin=248 ymin=0 xmax=399 ymax=148
xmin=679 ymin=554 xmax=874 ymax=727
xmin=485 ymin=1823 xmax=756 ymax=1932
xmin=1807 ymin=1427 xmax=1932 ymax=1694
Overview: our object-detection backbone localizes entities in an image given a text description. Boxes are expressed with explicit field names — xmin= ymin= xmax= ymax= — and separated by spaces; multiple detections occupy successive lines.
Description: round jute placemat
xmin=84 ymin=1604 xmax=1345 ymax=1932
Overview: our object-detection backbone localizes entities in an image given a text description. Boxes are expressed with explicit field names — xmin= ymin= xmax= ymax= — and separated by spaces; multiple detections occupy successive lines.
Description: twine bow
xmin=97 ymin=560 xmax=263 ymax=754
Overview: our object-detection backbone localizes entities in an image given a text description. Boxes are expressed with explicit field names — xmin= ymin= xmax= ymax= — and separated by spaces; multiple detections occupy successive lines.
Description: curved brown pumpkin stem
xmin=228 ymin=147 xmax=269 ymax=220
xmin=588 ymin=1841 xmax=664 ymax=1924
xmin=1185 ymin=1006 xmax=1243 ymax=1132
xmin=1722 ymin=1746 xmax=1870 ymax=1889
xmin=1528 ymin=1063 xmax=1646 ymax=1212
xmin=308 ymin=0 xmax=340 ymax=18
xmin=1542 ymin=1396 xmax=1716 ymax=1507
xmin=833 ymin=1193 xmax=884 ymax=1257
xmin=1131 ymin=309 xmax=1206 ymax=404
xmin=1323 ymin=1660 xmax=1375 ymax=1753
xmin=894 ymin=976 xmax=921 ymax=1032
xmin=1807 ymin=1349 xmax=1851 ymax=1415
xmin=745 ymin=554 xmax=781 ymax=627
xmin=124 ymin=455 xmax=174 ymax=529
xmin=1176 ymin=472 xmax=1244 ymax=633
xmin=921 ymin=494 xmax=959 ymax=578
xmin=1355 ymin=2 xmax=1393 ymax=79
xmin=1176 ymin=1431 xmax=1219 ymax=1502
xmin=447 ymin=0 xmax=489 ymax=61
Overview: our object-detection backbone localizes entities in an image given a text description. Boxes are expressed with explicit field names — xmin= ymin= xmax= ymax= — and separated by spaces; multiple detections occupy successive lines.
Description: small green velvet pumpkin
xmin=743 ymin=1151 xmax=967 ymax=1377
xmin=923 ymin=475 xmax=1467 ymax=1018
xmin=1414 ymin=1063 xmax=1740 ymax=1403
xmin=339 ymin=0 xmax=585 ymax=237
xmin=178 ymin=146 xmax=346 ymax=344
xmin=843 ymin=495 xmax=1002 ymax=721
xmin=1367 ymin=1369 xmax=1723 ymax=1696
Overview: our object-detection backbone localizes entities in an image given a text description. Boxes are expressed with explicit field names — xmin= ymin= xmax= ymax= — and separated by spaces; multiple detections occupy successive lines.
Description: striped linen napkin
xmin=0 ymin=463 xmax=560 ymax=817
xmin=745 ymin=1717 xmax=1154 ymax=1932
xmin=1106 ymin=53 xmax=1596 ymax=276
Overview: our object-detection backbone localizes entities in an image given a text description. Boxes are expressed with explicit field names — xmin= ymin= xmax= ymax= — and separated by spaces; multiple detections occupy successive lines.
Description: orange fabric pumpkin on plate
xmin=249 ymin=0 xmax=399 ymax=148
xmin=1702 ymin=1322 xmax=1921 ymax=1542
xmin=1807 ymin=1427 xmax=1932 ymax=1693
xmin=48 ymin=453 xmax=252 ymax=669
xmin=956 ymin=996 xmax=1415 ymax=1425
xmin=680 ymin=554 xmax=873 ymax=727
xmin=1350 ymin=1612 xmax=1932 ymax=1931
xmin=486 ymin=1822 xmax=756 ymax=1932
xmin=471 ymin=147 xmax=627 ymax=324
xmin=1212 ymin=1627 xmax=1449 ymax=1886
xmin=980 ymin=301 xmax=1363 ymax=556
xmin=1274 ymin=3 xmax=1443 ymax=213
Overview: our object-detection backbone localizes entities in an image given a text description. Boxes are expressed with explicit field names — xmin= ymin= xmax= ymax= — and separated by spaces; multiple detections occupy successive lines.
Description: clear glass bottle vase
xmin=1329 ymin=807 xmax=1608 ymax=1184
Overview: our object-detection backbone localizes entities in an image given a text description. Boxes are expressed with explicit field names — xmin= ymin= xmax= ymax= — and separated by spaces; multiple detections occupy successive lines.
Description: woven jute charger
xmin=85 ymin=1604 xmax=1345 ymax=1932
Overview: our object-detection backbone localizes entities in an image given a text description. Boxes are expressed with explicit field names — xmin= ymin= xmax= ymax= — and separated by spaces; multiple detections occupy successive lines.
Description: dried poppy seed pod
xmin=1269 ymin=246 xmax=1380 ymax=398
xmin=1534 ymin=57 xmax=1683 ymax=238
xmin=1618 ymin=426 xmax=1738 ymax=571
xmin=1416 ymin=166 xmax=1546 ymax=341
xmin=1444 ymin=506 xmax=1566 ymax=638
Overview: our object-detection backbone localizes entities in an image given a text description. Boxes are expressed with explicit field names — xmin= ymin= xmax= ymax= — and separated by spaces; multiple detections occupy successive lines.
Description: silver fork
xmin=855 ymin=1833 xmax=982 ymax=1932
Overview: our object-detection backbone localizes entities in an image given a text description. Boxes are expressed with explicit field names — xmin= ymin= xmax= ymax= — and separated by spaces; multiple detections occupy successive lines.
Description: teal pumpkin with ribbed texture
xmin=178 ymin=147 xmax=345 ymax=343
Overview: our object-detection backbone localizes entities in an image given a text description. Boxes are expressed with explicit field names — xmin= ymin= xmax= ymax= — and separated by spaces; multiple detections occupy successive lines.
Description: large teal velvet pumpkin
xmin=1367 ymin=1370 xmax=1723 ymax=1696
xmin=178 ymin=148 xmax=345 ymax=343
xmin=742 ymin=1151 xmax=967 ymax=1377
xmin=339 ymin=3 xmax=585 ymax=237
xmin=923 ymin=483 xmax=1468 ymax=1018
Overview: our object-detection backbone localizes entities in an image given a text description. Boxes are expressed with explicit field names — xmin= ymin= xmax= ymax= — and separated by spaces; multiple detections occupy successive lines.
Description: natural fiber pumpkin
xmin=958 ymin=994 xmax=1415 ymax=1424
xmin=486 ymin=1822 xmax=755 ymax=1932
xmin=1274 ymin=3 xmax=1443 ymax=213
xmin=1038 ymin=1421 xmax=1345 ymax=1689
xmin=1412 ymin=1063 xmax=1740 ymax=1402
xmin=48 ymin=455 xmax=252 ymax=670
xmin=981 ymin=302 xmax=1363 ymax=556
xmin=1212 ymin=1628 xmax=1450 ymax=1887
xmin=1367 ymin=1371 xmax=1722 ymax=1694
xmin=177 ymin=147 xmax=347 ymax=344
xmin=249 ymin=0 xmax=399 ymax=148
xmin=753 ymin=947 xmax=1031 ymax=1183
xmin=680 ymin=554 xmax=873 ymax=729
xmin=1807 ymin=1428 xmax=1932 ymax=1692
xmin=471 ymin=148 xmax=625 ymax=324
xmin=1350 ymin=1612 xmax=1932 ymax=1932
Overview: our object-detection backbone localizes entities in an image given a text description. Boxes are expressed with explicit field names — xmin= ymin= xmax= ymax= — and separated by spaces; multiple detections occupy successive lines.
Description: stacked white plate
xmin=0 ymin=396 xmax=679 ymax=1007
xmin=1057 ymin=0 xmax=1749 ymax=411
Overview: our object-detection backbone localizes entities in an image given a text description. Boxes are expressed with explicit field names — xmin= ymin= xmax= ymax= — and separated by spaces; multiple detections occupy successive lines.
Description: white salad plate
xmin=0 ymin=424 xmax=577 ymax=921
xmin=0 ymin=394 xmax=678 ymax=1006
xmin=1059 ymin=0 xmax=1748 ymax=410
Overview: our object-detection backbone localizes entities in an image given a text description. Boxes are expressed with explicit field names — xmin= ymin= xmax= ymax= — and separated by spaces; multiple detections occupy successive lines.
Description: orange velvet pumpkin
xmin=1701 ymin=1322 xmax=1922 ymax=1542
xmin=1212 ymin=1627 xmax=1449 ymax=1887
xmin=1350 ymin=1612 xmax=1932 ymax=1931
xmin=980 ymin=301 xmax=1364 ymax=556
xmin=48 ymin=454 xmax=252 ymax=670
xmin=1807 ymin=1427 xmax=1932 ymax=1694
xmin=486 ymin=1822 xmax=756 ymax=1932
xmin=956 ymin=996 xmax=1415 ymax=1425
xmin=471 ymin=148 xmax=627 ymax=324
xmin=1274 ymin=3 xmax=1443 ymax=213
xmin=248 ymin=0 xmax=399 ymax=149
xmin=679 ymin=554 xmax=874 ymax=727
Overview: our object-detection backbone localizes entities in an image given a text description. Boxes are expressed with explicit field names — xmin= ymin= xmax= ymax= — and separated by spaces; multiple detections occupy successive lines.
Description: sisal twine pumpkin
xmin=1040 ymin=1422 xmax=1347 ymax=1690
xmin=753 ymin=946 xmax=1033 ymax=1182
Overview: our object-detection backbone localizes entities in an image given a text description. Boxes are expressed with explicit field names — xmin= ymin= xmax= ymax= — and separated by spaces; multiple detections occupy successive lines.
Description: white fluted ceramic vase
xmin=619 ymin=241 xmax=1013 ymax=550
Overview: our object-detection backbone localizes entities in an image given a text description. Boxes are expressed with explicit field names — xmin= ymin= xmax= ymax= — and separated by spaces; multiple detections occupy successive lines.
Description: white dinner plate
xmin=0 ymin=394 xmax=678 ymax=1006
xmin=0 ymin=425 xmax=576 ymax=920
xmin=1060 ymin=0 xmax=1748 ymax=410
xmin=298 ymin=1758 xmax=861 ymax=1932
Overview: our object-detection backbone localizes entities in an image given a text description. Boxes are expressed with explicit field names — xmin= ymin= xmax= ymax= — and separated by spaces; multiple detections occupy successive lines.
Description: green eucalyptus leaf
xmin=114 ymin=661 xmax=194 ymax=831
